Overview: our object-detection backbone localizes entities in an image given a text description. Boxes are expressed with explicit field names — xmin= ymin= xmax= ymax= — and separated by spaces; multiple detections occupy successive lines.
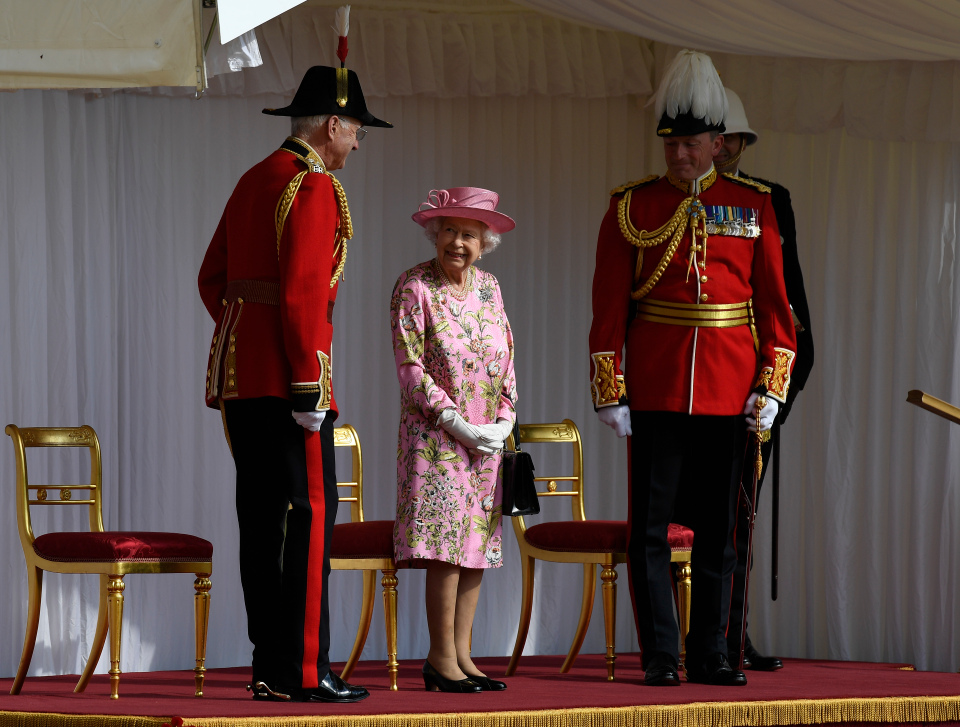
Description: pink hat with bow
xmin=412 ymin=187 xmax=516 ymax=234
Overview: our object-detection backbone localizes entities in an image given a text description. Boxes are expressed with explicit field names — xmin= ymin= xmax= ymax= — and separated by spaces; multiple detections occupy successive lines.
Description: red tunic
xmin=199 ymin=144 xmax=342 ymax=415
xmin=589 ymin=168 xmax=797 ymax=416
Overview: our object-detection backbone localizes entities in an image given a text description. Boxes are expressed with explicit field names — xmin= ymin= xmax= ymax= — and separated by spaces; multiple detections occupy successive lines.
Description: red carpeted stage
xmin=1 ymin=653 xmax=959 ymax=727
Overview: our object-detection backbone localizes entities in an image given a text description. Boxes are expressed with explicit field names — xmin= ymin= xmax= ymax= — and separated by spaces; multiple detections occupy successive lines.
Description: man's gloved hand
xmin=598 ymin=405 xmax=632 ymax=438
xmin=743 ymin=392 xmax=779 ymax=432
xmin=292 ymin=410 xmax=326 ymax=432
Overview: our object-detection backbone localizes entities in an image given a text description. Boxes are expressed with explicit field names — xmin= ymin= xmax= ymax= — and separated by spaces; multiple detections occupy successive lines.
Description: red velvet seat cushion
xmin=33 ymin=531 xmax=212 ymax=563
xmin=524 ymin=521 xmax=627 ymax=553
xmin=523 ymin=521 xmax=694 ymax=553
xmin=331 ymin=520 xmax=394 ymax=559
xmin=668 ymin=522 xmax=694 ymax=551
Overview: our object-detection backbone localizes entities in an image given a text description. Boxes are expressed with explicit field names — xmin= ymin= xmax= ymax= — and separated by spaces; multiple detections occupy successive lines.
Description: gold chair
xmin=329 ymin=424 xmax=399 ymax=690
xmin=504 ymin=419 xmax=693 ymax=680
xmin=6 ymin=424 xmax=212 ymax=699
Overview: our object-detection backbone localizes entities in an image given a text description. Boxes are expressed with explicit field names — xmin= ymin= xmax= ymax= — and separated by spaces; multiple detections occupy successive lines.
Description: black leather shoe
xmin=462 ymin=672 xmax=507 ymax=691
xmin=422 ymin=661 xmax=482 ymax=693
xmin=686 ymin=653 xmax=747 ymax=686
xmin=643 ymin=652 xmax=680 ymax=686
xmin=743 ymin=642 xmax=783 ymax=671
xmin=303 ymin=671 xmax=370 ymax=702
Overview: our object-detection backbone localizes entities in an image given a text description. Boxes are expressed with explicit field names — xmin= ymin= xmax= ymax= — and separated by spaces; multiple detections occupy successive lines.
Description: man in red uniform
xmin=715 ymin=87 xmax=815 ymax=673
xmin=588 ymin=50 xmax=796 ymax=687
xmin=198 ymin=65 xmax=391 ymax=703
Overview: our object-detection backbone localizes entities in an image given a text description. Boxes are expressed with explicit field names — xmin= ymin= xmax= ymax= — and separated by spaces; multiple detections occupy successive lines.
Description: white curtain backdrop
xmin=2 ymin=2 xmax=960 ymax=680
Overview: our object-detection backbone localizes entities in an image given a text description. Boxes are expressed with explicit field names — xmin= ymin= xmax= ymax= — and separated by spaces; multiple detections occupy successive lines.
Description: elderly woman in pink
xmin=390 ymin=187 xmax=517 ymax=693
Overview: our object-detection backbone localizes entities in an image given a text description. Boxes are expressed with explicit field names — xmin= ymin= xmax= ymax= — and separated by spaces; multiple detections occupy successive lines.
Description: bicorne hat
xmin=653 ymin=50 xmax=726 ymax=137
xmin=412 ymin=187 xmax=516 ymax=234
xmin=262 ymin=66 xmax=392 ymax=128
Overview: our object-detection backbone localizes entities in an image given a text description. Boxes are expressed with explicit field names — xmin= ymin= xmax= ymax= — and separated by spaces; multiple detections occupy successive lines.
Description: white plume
xmin=653 ymin=50 xmax=727 ymax=127
xmin=333 ymin=5 xmax=350 ymax=37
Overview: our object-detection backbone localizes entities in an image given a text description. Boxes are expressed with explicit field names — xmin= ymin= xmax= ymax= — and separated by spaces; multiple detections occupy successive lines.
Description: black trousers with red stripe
xmin=225 ymin=396 xmax=339 ymax=689
xmin=627 ymin=411 xmax=744 ymax=669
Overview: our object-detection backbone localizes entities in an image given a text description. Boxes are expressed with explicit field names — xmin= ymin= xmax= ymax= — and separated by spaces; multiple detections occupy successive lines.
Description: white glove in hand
xmin=437 ymin=408 xmax=487 ymax=450
xmin=598 ymin=405 xmax=632 ymax=438
xmin=743 ymin=392 xmax=779 ymax=432
xmin=292 ymin=410 xmax=326 ymax=432
xmin=476 ymin=419 xmax=513 ymax=446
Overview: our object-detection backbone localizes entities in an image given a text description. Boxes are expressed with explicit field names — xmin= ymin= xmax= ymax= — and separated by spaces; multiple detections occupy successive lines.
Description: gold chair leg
xmin=506 ymin=555 xmax=535 ymax=676
xmin=600 ymin=561 xmax=618 ymax=681
xmin=675 ymin=560 xmax=692 ymax=670
xmin=193 ymin=574 xmax=212 ymax=697
xmin=340 ymin=570 xmax=376 ymax=682
xmin=76 ymin=574 xmax=109 ymax=693
xmin=381 ymin=568 xmax=399 ymax=691
xmin=11 ymin=566 xmax=43 ymax=695
xmin=107 ymin=575 xmax=125 ymax=699
xmin=561 ymin=563 xmax=597 ymax=673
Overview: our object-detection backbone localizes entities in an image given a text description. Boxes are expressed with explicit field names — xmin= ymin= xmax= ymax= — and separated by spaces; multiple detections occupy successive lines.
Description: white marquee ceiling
xmin=513 ymin=0 xmax=960 ymax=61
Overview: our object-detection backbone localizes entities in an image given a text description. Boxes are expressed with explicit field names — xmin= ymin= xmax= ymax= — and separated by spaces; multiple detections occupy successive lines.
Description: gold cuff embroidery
xmin=290 ymin=352 xmax=332 ymax=410
xmin=317 ymin=350 xmax=332 ymax=410
xmin=591 ymin=352 xmax=626 ymax=408
xmin=756 ymin=347 xmax=795 ymax=403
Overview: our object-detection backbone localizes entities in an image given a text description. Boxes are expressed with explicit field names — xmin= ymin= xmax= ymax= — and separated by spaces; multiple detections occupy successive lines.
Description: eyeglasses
xmin=341 ymin=119 xmax=366 ymax=142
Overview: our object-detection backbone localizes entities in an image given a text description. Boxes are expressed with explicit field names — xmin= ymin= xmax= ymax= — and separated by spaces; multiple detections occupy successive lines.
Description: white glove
xmin=477 ymin=419 xmax=514 ymax=444
xmin=292 ymin=410 xmax=326 ymax=432
xmin=598 ymin=405 xmax=632 ymax=438
xmin=743 ymin=392 xmax=779 ymax=432
xmin=437 ymin=408 xmax=487 ymax=450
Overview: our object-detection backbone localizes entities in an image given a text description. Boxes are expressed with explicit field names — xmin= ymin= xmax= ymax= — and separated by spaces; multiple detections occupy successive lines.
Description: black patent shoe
xmin=462 ymin=672 xmax=507 ymax=691
xmin=297 ymin=671 xmax=370 ymax=702
xmin=685 ymin=653 xmax=747 ymax=686
xmin=743 ymin=641 xmax=784 ymax=671
xmin=642 ymin=652 xmax=680 ymax=687
xmin=247 ymin=680 xmax=292 ymax=701
xmin=422 ymin=661 xmax=482 ymax=693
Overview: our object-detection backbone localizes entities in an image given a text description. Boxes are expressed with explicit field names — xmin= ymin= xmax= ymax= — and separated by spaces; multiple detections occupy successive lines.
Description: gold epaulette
xmin=610 ymin=175 xmax=659 ymax=197
xmin=722 ymin=173 xmax=771 ymax=194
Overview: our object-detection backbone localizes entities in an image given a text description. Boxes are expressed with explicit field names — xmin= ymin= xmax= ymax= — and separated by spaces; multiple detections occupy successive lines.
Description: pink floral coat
xmin=390 ymin=260 xmax=517 ymax=568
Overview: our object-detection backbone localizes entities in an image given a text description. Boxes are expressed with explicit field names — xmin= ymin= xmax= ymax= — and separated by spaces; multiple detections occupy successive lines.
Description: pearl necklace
xmin=434 ymin=258 xmax=474 ymax=301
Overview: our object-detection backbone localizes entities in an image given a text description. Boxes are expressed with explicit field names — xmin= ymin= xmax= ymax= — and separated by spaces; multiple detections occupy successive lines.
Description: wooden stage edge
xmin=1 ymin=654 xmax=959 ymax=727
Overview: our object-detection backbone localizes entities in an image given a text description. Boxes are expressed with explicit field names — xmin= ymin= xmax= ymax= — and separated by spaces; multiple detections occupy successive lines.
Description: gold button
xmin=212 ymin=335 xmax=218 ymax=343
xmin=698 ymin=261 xmax=705 ymax=268
xmin=222 ymin=299 xmax=227 ymax=306
xmin=237 ymin=297 xmax=244 ymax=304
xmin=700 ymin=293 xmax=708 ymax=302
xmin=210 ymin=347 xmax=215 ymax=355
xmin=228 ymin=368 xmax=235 ymax=375
xmin=230 ymin=335 xmax=236 ymax=343
xmin=206 ymin=369 xmax=211 ymax=376
xmin=228 ymin=379 xmax=235 ymax=386
xmin=230 ymin=346 xmax=236 ymax=353
xmin=700 ymin=275 xmax=708 ymax=283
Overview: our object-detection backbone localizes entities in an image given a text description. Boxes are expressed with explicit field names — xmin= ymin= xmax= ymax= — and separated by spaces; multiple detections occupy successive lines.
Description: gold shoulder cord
xmin=276 ymin=171 xmax=308 ymax=258
xmin=327 ymin=173 xmax=353 ymax=289
xmin=618 ymin=191 xmax=707 ymax=300
xmin=274 ymin=146 xmax=355 ymax=289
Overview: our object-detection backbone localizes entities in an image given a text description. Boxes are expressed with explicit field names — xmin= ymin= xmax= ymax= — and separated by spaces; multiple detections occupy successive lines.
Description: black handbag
xmin=501 ymin=420 xmax=540 ymax=517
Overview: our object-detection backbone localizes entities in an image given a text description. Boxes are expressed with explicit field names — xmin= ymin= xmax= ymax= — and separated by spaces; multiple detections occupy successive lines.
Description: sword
xmin=738 ymin=395 xmax=767 ymax=670
xmin=771 ymin=420 xmax=780 ymax=601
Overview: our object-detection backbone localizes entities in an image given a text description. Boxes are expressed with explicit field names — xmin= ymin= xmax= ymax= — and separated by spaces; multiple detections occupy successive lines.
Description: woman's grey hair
xmin=423 ymin=217 xmax=502 ymax=255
